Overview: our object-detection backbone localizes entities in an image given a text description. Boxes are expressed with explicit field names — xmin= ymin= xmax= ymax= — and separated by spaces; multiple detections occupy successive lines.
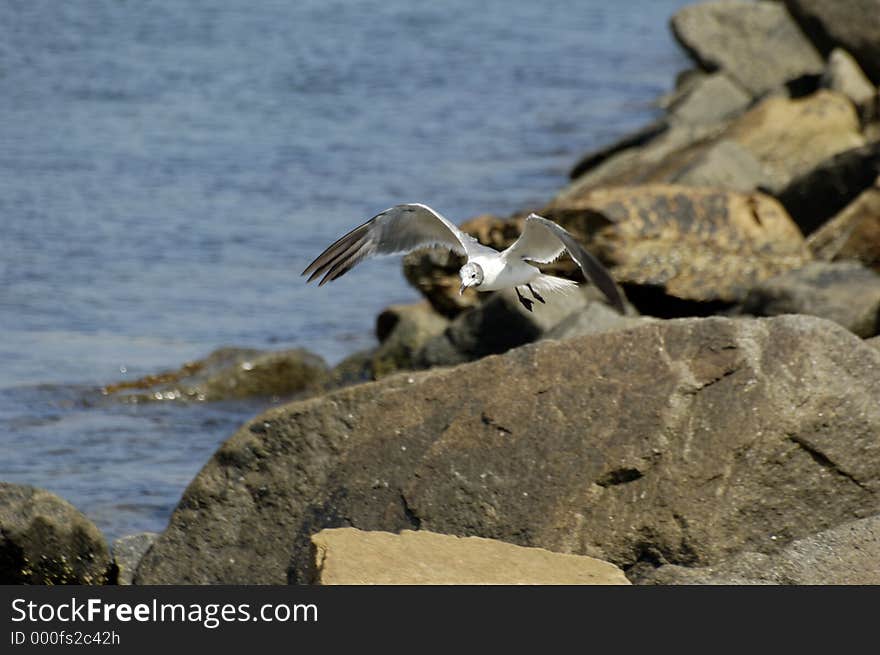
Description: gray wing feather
xmin=506 ymin=214 xmax=626 ymax=313
xmin=303 ymin=203 xmax=490 ymax=286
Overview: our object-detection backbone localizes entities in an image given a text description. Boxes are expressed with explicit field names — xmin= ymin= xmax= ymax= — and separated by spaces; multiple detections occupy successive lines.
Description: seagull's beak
xmin=459 ymin=282 xmax=466 ymax=296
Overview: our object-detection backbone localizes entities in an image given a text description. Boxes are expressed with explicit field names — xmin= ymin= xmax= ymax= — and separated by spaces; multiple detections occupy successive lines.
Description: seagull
xmin=302 ymin=203 xmax=625 ymax=313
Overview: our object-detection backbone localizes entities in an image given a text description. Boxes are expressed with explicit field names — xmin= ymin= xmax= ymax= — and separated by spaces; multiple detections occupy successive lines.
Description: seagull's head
xmin=458 ymin=262 xmax=484 ymax=295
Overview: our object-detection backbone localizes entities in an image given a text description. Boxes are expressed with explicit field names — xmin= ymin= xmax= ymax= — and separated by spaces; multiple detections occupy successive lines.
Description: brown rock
xmin=809 ymin=180 xmax=880 ymax=272
xmin=721 ymin=90 xmax=864 ymax=193
xmin=547 ymin=185 xmax=811 ymax=304
xmin=134 ymin=315 xmax=880 ymax=584
xmin=309 ymin=528 xmax=629 ymax=585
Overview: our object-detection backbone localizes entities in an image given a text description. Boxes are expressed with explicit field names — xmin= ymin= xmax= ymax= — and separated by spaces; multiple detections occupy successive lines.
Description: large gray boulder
xmin=135 ymin=316 xmax=880 ymax=584
xmin=0 ymin=483 xmax=113 ymax=584
xmin=671 ymin=0 xmax=824 ymax=97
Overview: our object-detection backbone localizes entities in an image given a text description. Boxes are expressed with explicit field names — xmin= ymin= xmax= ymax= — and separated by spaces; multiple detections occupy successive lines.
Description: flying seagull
xmin=302 ymin=203 xmax=625 ymax=313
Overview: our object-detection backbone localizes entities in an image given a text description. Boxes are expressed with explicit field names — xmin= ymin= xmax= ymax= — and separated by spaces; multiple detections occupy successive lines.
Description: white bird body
xmin=303 ymin=203 xmax=624 ymax=313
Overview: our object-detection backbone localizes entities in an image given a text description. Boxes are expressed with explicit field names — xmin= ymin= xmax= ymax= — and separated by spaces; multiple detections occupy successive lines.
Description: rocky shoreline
xmin=3 ymin=0 xmax=880 ymax=585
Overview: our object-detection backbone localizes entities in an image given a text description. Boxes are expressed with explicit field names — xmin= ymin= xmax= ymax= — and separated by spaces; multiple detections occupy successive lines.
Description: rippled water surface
xmin=0 ymin=0 xmax=690 ymax=539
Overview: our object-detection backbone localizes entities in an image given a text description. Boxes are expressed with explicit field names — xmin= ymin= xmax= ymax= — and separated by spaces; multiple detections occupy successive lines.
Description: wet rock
xmin=636 ymin=515 xmax=880 ymax=584
xmin=103 ymin=347 xmax=328 ymax=402
xmin=112 ymin=532 xmax=158 ymax=586
xmin=785 ymin=0 xmax=880 ymax=83
xmin=808 ymin=178 xmax=880 ymax=271
xmin=309 ymin=528 xmax=629 ymax=585
xmin=0 ymin=483 xmax=112 ymax=585
xmin=740 ymin=261 xmax=880 ymax=337
xmin=821 ymin=48 xmax=878 ymax=111
xmin=777 ymin=143 xmax=880 ymax=236
xmin=547 ymin=185 xmax=811 ymax=305
xmin=671 ymin=0 xmax=823 ymax=97
xmin=135 ymin=316 xmax=880 ymax=584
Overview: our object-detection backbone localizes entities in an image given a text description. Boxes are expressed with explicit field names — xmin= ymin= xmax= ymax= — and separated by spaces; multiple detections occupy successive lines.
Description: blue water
xmin=0 ymin=0 xmax=690 ymax=540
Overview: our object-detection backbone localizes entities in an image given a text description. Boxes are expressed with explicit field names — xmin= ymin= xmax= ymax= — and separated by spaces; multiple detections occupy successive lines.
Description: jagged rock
xmin=546 ymin=185 xmax=811 ymax=305
xmin=0 ymin=483 xmax=112 ymax=585
xmin=821 ymin=48 xmax=878 ymax=110
xmin=102 ymin=347 xmax=328 ymax=402
xmin=667 ymin=72 xmax=752 ymax=125
xmin=808 ymin=179 xmax=880 ymax=272
xmin=309 ymin=528 xmax=629 ymax=585
xmin=740 ymin=261 xmax=880 ymax=337
xmin=785 ymin=0 xmax=880 ymax=83
xmin=134 ymin=316 xmax=880 ymax=584
xmin=671 ymin=0 xmax=824 ymax=97
xmin=635 ymin=515 xmax=880 ymax=584
xmin=112 ymin=532 xmax=158 ymax=586
xmin=777 ymin=143 xmax=880 ymax=236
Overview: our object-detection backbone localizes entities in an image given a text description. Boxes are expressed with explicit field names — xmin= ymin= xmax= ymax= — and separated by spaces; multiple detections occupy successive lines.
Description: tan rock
xmin=822 ymin=48 xmax=877 ymax=109
xmin=722 ymin=90 xmax=864 ymax=192
xmin=547 ymin=185 xmax=811 ymax=303
xmin=310 ymin=528 xmax=629 ymax=585
xmin=560 ymin=91 xmax=863 ymax=199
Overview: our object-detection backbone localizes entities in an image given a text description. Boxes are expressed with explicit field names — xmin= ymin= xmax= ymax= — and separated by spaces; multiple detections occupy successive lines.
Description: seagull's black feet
xmin=515 ymin=287 xmax=534 ymax=312
xmin=527 ymin=284 xmax=545 ymax=304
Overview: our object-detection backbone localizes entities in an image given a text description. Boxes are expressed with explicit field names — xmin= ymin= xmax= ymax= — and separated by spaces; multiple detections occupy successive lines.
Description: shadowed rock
xmin=0 ymin=483 xmax=113 ymax=585
xmin=134 ymin=316 xmax=880 ymax=584
xmin=808 ymin=178 xmax=880 ymax=272
xmin=777 ymin=143 xmax=880 ymax=236
xmin=785 ymin=0 xmax=880 ymax=83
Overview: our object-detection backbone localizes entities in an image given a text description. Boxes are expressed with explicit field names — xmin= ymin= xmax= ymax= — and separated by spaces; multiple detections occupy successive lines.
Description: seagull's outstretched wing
xmin=303 ymin=203 xmax=492 ymax=286
xmin=505 ymin=213 xmax=626 ymax=313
